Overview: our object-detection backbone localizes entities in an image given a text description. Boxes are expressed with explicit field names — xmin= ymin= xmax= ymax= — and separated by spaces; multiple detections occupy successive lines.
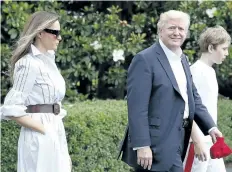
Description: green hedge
xmin=217 ymin=97 xmax=232 ymax=163
xmin=1 ymin=99 xmax=232 ymax=171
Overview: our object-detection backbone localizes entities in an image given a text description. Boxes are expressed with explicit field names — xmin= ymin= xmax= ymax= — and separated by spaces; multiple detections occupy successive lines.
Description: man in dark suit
xmin=118 ymin=10 xmax=223 ymax=172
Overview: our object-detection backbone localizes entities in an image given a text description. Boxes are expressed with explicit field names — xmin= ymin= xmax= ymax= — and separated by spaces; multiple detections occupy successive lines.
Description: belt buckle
xmin=53 ymin=103 xmax=60 ymax=115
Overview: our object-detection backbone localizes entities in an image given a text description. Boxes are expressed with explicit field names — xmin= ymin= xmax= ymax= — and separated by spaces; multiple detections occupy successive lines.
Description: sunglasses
xmin=44 ymin=28 xmax=61 ymax=38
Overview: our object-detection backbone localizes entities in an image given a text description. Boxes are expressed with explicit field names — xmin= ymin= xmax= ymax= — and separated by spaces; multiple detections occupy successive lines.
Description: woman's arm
xmin=2 ymin=57 xmax=45 ymax=134
xmin=9 ymin=116 xmax=45 ymax=134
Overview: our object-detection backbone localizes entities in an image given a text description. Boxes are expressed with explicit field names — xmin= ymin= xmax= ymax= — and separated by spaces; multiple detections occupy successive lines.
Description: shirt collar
xmin=159 ymin=39 xmax=182 ymax=61
xmin=30 ymin=44 xmax=55 ymax=58
xmin=197 ymin=60 xmax=214 ymax=71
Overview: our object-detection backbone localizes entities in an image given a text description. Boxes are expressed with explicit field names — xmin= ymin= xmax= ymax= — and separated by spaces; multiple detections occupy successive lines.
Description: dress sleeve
xmin=1 ymin=56 xmax=39 ymax=120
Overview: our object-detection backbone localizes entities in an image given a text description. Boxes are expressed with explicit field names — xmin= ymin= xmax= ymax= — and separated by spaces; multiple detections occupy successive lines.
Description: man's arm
xmin=127 ymin=53 xmax=152 ymax=148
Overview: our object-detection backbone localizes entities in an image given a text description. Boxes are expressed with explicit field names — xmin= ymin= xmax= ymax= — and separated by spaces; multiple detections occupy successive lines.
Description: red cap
xmin=210 ymin=137 xmax=232 ymax=159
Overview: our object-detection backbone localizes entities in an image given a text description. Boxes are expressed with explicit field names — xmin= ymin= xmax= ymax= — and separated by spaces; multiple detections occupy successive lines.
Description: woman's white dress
xmin=1 ymin=45 xmax=71 ymax=172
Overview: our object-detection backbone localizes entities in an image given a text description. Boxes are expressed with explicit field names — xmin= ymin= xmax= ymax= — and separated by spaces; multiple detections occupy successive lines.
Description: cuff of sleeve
xmin=131 ymin=138 xmax=151 ymax=148
xmin=208 ymin=127 xmax=217 ymax=134
xmin=133 ymin=146 xmax=150 ymax=150
xmin=1 ymin=105 xmax=27 ymax=120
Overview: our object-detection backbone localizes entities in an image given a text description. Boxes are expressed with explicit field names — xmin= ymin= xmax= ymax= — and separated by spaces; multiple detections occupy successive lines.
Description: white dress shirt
xmin=159 ymin=39 xmax=189 ymax=119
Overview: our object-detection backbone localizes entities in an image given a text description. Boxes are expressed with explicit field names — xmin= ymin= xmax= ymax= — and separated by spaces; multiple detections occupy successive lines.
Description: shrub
xmin=217 ymin=98 xmax=232 ymax=163
xmin=1 ymin=99 xmax=232 ymax=171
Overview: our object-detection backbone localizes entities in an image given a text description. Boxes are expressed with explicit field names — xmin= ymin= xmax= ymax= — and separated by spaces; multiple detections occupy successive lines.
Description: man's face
xmin=211 ymin=42 xmax=230 ymax=64
xmin=159 ymin=18 xmax=188 ymax=51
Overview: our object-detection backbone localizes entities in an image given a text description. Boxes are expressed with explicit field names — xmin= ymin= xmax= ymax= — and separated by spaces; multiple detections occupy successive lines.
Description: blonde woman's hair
xmin=11 ymin=11 xmax=59 ymax=71
xmin=199 ymin=25 xmax=231 ymax=53
xmin=157 ymin=10 xmax=190 ymax=35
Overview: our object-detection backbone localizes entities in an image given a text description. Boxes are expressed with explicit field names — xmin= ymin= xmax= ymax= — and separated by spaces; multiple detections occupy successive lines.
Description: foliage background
xmin=1 ymin=1 xmax=232 ymax=171
xmin=1 ymin=1 xmax=232 ymax=101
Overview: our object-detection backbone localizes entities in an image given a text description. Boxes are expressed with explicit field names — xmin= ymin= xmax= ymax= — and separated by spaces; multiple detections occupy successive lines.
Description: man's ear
xmin=208 ymin=44 xmax=214 ymax=53
xmin=158 ymin=28 xmax=162 ymax=36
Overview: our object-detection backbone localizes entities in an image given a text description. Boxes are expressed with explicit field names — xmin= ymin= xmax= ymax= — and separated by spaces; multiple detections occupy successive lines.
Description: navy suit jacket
xmin=118 ymin=42 xmax=216 ymax=171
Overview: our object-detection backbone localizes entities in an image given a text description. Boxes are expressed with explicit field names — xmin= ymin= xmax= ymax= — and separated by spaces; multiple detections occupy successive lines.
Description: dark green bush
xmin=1 ymin=99 xmax=232 ymax=171
xmin=1 ymin=1 xmax=147 ymax=101
xmin=217 ymin=98 xmax=232 ymax=163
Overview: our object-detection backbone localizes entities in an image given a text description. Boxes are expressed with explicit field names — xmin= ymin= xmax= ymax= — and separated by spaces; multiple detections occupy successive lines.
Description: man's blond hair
xmin=199 ymin=26 xmax=231 ymax=53
xmin=157 ymin=10 xmax=190 ymax=35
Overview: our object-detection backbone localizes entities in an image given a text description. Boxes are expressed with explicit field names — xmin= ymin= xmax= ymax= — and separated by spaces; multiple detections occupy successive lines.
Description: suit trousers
xmin=134 ymin=126 xmax=186 ymax=172
xmin=134 ymin=164 xmax=183 ymax=172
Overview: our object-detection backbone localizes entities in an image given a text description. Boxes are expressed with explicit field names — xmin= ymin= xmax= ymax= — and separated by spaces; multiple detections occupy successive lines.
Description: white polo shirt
xmin=190 ymin=60 xmax=218 ymax=142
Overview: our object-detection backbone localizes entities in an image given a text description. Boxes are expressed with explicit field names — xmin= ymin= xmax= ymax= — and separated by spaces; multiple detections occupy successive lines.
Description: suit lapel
xmin=154 ymin=42 xmax=195 ymax=119
xmin=181 ymin=55 xmax=195 ymax=119
xmin=155 ymin=43 xmax=182 ymax=97
xmin=180 ymin=55 xmax=192 ymax=92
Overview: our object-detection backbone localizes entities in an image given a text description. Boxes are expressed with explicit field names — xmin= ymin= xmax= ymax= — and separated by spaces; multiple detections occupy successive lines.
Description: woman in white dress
xmin=1 ymin=11 xmax=71 ymax=172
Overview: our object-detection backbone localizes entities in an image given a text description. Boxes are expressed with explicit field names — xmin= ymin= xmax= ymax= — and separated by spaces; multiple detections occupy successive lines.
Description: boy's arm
xmin=191 ymin=121 xmax=208 ymax=161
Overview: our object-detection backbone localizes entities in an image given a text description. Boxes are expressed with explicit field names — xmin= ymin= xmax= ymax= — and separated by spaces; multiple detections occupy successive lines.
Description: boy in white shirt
xmin=187 ymin=26 xmax=231 ymax=172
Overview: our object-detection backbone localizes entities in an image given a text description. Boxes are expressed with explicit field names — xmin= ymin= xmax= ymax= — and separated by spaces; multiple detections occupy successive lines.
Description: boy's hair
xmin=199 ymin=25 xmax=231 ymax=53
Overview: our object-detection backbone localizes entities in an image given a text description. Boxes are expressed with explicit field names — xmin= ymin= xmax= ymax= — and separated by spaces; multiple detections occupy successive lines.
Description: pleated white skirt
xmin=17 ymin=113 xmax=71 ymax=172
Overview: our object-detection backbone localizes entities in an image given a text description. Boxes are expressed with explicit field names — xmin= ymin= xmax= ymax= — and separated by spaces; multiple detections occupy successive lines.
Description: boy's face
xmin=211 ymin=42 xmax=230 ymax=64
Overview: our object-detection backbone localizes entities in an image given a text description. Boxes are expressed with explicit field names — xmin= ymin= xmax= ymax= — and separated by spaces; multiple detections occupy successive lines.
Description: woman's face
xmin=40 ymin=20 xmax=62 ymax=51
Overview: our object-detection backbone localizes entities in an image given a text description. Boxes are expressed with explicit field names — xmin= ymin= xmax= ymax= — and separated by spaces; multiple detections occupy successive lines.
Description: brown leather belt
xmin=26 ymin=103 xmax=60 ymax=115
